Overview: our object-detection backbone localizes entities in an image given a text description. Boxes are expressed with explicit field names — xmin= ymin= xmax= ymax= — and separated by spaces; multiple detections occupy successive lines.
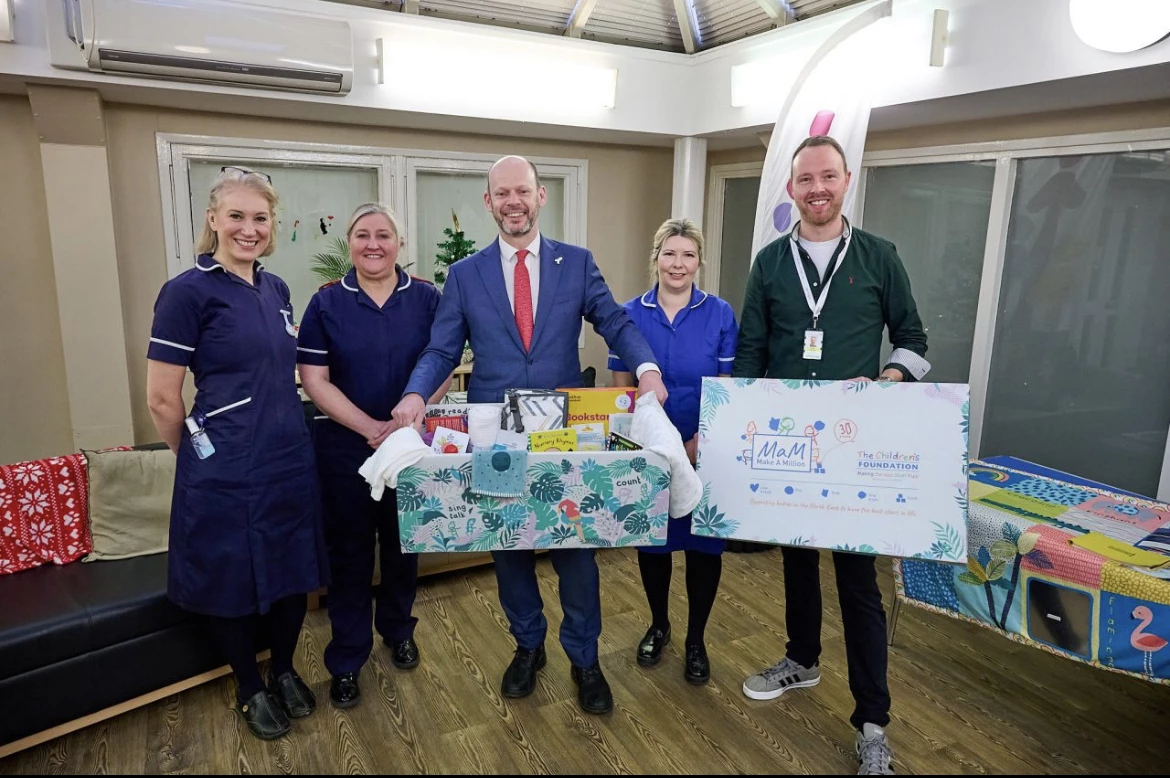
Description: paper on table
xmin=1069 ymin=531 xmax=1170 ymax=568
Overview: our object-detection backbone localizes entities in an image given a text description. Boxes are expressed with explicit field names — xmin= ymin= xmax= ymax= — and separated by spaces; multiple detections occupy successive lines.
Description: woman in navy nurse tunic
xmin=146 ymin=167 xmax=327 ymax=741
xmin=297 ymin=203 xmax=448 ymax=710
xmin=609 ymin=218 xmax=738 ymax=686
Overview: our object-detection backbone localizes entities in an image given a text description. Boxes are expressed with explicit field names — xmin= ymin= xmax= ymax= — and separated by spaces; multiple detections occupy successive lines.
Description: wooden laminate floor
xmin=2 ymin=548 xmax=1167 ymax=774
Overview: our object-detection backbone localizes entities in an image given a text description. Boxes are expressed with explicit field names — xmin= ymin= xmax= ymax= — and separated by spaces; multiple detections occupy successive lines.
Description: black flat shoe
xmin=330 ymin=672 xmax=361 ymax=709
xmin=637 ymin=625 xmax=671 ymax=667
xmin=684 ymin=643 xmax=710 ymax=685
xmin=501 ymin=644 xmax=546 ymax=698
xmin=238 ymin=690 xmax=291 ymax=740
xmin=571 ymin=663 xmax=613 ymax=714
xmin=390 ymin=638 xmax=420 ymax=670
xmin=270 ymin=670 xmax=316 ymax=719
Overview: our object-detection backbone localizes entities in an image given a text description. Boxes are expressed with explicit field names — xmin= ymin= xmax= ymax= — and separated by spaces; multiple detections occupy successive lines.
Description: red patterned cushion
xmin=0 ymin=454 xmax=91 ymax=575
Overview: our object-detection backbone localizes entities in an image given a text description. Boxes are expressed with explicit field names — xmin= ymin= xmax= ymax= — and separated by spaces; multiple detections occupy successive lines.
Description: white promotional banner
xmin=693 ymin=377 xmax=969 ymax=561
xmin=751 ymin=0 xmax=892 ymax=259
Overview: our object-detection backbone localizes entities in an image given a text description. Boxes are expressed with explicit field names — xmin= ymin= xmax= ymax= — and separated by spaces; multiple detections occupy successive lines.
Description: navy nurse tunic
xmin=295 ymin=267 xmax=441 ymax=475
xmin=295 ymin=266 xmax=440 ymax=674
xmin=148 ymin=254 xmax=328 ymax=618
xmin=609 ymin=285 xmax=739 ymax=555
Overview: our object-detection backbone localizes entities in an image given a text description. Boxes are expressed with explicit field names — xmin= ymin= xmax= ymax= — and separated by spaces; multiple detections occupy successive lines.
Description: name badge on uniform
xmin=803 ymin=329 xmax=824 ymax=361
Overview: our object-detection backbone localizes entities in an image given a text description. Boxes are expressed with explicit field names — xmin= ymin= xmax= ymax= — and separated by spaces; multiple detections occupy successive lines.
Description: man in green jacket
xmin=734 ymin=135 xmax=929 ymax=777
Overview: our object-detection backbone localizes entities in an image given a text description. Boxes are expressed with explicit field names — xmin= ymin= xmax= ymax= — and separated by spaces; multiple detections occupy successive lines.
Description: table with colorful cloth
xmin=894 ymin=456 xmax=1170 ymax=684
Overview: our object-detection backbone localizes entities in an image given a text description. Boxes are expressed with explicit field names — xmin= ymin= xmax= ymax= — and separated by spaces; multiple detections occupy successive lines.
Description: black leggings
xmin=638 ymin=550 xmax=723 ymax=646
xmin=207 ymin=593 xmax=308 ymax=704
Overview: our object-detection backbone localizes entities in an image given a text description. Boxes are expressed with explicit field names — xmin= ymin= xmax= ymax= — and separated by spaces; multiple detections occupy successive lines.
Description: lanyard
xmin=789 ymin=225 xmax=851 ymax=329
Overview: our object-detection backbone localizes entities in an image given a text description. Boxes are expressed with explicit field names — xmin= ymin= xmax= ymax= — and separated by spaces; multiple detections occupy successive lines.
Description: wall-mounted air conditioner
xmin=52 ymin=0 xmax=354 ymax=95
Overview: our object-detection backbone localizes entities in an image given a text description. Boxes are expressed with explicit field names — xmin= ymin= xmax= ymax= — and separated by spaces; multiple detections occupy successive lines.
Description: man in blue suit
xmin=393 ymin=155 xmax=667 ymax=714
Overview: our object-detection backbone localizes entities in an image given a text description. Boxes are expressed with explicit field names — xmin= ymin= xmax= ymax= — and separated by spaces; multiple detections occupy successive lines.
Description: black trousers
xmin=322 ymin=475 xmax=419 ymax=676
xmin=781 ymin=546 xmax=890 ymax=729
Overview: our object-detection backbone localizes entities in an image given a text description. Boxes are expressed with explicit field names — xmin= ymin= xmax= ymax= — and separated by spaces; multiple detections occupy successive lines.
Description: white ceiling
xmin=325 ymin=0 xmax=868 ymax=52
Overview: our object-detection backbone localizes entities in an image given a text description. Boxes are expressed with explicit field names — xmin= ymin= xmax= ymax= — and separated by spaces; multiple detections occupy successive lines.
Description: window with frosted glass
xmin=187 ymin=161 xmax=379 ymax=319
xmin=414 ymin=171 xmax=564 ymax=283
xmin=862 ymin=162 xmax=995 ymax=383
xmin=981 ymin=151 xmax=1170 ymax=496
xmin=717 ymin=175 xmax=760 ymax=319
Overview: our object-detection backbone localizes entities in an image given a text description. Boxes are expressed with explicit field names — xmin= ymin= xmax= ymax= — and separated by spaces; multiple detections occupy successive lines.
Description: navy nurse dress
xmin=147 ymin=253 xmax=328 ymax=618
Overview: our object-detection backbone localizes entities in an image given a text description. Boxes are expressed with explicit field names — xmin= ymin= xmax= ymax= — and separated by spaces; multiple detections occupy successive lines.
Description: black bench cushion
xmin=0 ymin=553 xmax=190 ymax=681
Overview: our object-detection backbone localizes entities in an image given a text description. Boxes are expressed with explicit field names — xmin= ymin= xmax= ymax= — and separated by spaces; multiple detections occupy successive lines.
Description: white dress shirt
xmin=499 ymin=234 xmax=542 ymax=317
xmin=497 ymin=233 xmax=659 ymax=380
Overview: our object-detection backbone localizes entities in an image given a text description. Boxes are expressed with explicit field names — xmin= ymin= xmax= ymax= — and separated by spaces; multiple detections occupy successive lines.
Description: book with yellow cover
xmin=558 ymin=387 xmax=636 ymax=435
xmin=528 ymin=428 xmax=578 ymax=452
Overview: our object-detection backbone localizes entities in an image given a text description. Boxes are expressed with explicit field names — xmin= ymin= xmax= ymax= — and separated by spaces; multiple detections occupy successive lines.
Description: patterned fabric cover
xmin=896 ymin=458 xmax=1170 ymax=684
xmin=0 ymin=454 xmax=92 ymax=575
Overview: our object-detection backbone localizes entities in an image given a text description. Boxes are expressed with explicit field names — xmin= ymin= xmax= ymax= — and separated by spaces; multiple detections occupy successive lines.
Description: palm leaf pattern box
xmin=896 ymin=456 xmax=1170 ymax=684
xmin=396 ymin=452 xmax=671 ymax=553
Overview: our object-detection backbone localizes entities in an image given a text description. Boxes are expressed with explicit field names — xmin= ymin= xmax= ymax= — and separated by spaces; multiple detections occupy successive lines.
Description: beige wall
xmin=708 ymin=99 xmax=1170 ymax=168
xmin=0 ymin=96 xmax=73 ymax=463
xmin=866 ymin=99 xmax=1170 ymax=151
xmin=103 ymin=105 xmax=674 ymax=443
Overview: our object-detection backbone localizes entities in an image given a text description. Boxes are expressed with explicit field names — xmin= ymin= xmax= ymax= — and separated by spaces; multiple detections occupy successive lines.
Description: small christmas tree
xmin=434 ymin=209 xmax=476 ymax=288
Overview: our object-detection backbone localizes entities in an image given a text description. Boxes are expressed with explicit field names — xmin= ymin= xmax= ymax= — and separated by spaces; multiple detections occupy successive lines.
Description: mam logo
xmin=751 ymin=434 xmax=813 ymax=472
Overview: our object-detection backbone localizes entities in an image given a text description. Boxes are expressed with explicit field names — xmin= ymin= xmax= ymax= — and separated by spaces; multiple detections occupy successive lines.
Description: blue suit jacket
xmin=404 ymin=236 xmax=656 ymax=403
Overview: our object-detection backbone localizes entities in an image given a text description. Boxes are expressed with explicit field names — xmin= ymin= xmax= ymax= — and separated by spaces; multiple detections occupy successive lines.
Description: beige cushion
xmin=83 ymin=448 xmax=175 ymax=562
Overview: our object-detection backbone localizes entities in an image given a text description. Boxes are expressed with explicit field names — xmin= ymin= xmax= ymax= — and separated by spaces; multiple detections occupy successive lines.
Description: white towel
xmin=629 ymin=393 xmax=703 ymax=518
xmin=358 ymin=427 xmax=431 ymax=501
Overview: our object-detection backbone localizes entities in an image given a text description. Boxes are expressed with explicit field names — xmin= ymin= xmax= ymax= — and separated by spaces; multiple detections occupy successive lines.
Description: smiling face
xmin=791 ymin=143 xmax=851 ymax=230
xmin=348 ymin=211 xmax=400 ymax=283
xmin=485 ymin=156 xmax=546 ymax=240
xmin=656 ymin=235 xmax=701 ymax=295
xmin=206 ymin=184 xmax=272 ymax=264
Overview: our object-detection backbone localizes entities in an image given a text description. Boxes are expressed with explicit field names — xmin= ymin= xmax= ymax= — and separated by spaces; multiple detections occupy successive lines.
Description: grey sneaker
xmin=856 ymin=723 xmax=895 ymax=775
xmin=742 ymin=657 xmax=821 ymax=700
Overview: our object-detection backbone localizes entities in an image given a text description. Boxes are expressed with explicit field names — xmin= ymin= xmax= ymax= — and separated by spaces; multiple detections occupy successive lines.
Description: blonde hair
xmin=196 ymin=167 xmax=280 ymax=257
xmin=648 ymin=218 xmax=704 ymax=284
xmin=346 ymin=202 xmax=405 ymax=245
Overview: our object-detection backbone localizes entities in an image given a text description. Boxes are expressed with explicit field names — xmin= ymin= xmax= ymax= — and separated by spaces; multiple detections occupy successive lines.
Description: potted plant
xmin=308 ymin=236 xmax=352 ymax=284
xmin=436 ymin=210 xmax=477 ymax=364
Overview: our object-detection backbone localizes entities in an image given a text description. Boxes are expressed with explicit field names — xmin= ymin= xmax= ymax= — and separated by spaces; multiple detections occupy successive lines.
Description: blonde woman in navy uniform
xmin=610 ymin=218 xmax=738 ymax=685
xmin=297 ymin=203 xmax=450 ymax=709
xmin=146 ymin=166 xmax=328 ymax=741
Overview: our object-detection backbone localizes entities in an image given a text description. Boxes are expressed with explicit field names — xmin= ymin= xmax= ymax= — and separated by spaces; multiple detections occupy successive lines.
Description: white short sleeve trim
xmin=150 ymin=337 xmax=195 ymax=352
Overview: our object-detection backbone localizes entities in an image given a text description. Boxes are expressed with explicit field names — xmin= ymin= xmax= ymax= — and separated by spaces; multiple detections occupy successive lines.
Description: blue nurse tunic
xmin=148 ymin=254 xmax=328 ymax=618
xmin=609 ymin=285 xmax=738 ymax=555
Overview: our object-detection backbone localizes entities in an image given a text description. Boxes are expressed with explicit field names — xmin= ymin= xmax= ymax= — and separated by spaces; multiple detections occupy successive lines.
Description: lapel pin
xmin=554 ymin=257 xmax=563 ymax=265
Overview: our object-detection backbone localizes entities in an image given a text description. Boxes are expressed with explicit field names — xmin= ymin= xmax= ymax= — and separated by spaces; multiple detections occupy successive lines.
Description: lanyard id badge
xmin=790 ymin=224 xmax=851 ymax=361
xmin=803 ymin=329 xmax=824 ymax=360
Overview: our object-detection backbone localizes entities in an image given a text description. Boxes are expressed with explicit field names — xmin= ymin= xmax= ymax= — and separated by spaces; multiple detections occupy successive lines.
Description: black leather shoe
xmin=684 ymin=643 xmax=710 ymax=685
xmin=330 ymin=672 xmax=361 ymax=709
xmin=636 ymin=625 xmax=671 ymax=667
xmin=390 ymin=638 xmax=420 ymax=670
xmin=270 ymin=670 xmax=317 ymax=718
xmin=571 ymin=663 xmax=613 ymax=714
xmin=237 ymin=690 xmax=291 ymax=740
xmin=501 ymin=644 xmax=546 ymax=698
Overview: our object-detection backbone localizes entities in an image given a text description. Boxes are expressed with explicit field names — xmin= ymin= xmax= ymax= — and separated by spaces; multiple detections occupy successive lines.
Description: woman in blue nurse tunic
xmin=297 ymin=203 xmax=449 ymax=710
xmin=146 ymin=166 xmax=327 ymax=742
xmin=609 ymin=218 xmax=738 ymax=686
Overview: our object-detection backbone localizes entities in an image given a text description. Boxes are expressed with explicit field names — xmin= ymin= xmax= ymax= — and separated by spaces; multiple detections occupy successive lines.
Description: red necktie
xmin=513 ymin=249 xmax=534 ymax=351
